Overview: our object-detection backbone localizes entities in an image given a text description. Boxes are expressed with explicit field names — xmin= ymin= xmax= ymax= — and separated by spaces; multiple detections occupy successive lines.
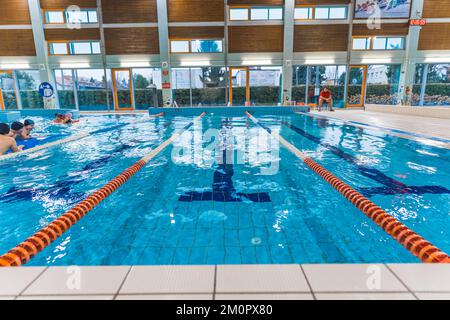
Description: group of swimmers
xmin=0 ymin=112 xmax=78 ymax=155
xmin=0 ymin=120 xmax=35 ymax=155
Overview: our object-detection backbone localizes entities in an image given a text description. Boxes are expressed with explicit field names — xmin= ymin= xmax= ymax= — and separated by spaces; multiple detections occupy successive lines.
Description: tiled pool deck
xmin=1 ymin=264 xmax=449 ymax=300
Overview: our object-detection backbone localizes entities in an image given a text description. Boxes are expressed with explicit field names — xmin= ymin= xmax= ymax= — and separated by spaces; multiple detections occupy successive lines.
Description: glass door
xmin=0 ymin=70 xmax=18 ymax=110
xmin=346 ymin=65 xmax=367 ymax=107
xmin=112 ymin=68 xmax=134 ymax=110
xmin=229 ymin=67 xmax=249 ymax=106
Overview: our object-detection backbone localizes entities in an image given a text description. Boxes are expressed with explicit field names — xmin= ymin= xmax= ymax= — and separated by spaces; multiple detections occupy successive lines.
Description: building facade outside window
xmin=366 ymin=64 xmax=401 ymax=105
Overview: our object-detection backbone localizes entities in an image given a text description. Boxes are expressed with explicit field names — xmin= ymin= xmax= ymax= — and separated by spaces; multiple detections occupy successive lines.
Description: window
xmin=366 ymin=64 xmax=401 ymax=105
xmin=269 ymin=8 xmax=283 ymax=20
xmin=414 ymin=64 xmax=450 ymax=107
xmin=294 ymin=7 xmax=313 ymax=20
xmin=352 ymin=37 xmax=405 ymax=51
xmin=16 ymin=70 xmax=43 ymax=109
xmin=49 ymin=41 xmax=101 ymax=55
xmin=230 ymin=7 xmax=283 ymax=21
xmin=133 ymin=68 xmax=162 ymax=109
xmin=352 ymin=37 xmax=371 ymax=50
xmin=329 ymin=7 xmax=347 ymax=19
xmin=191 ymin=40 xmax=223 ymax=53
xmin=171 ymin=40 xmax=223 ymax=53
xmin=386 ymin=37 xmax=404 ymax=50
xmin=315 ymin=7 xmax=329 ymax=19
xmin=249 ymin=66 xmax=283 ymax=106
xmin=49 ymin=42 xmax=69 ymax=55
xmin=45 ymin=9 xmax=98 ymax=24
xmin=251 ymin=8 xmax=268 ymax=20
xmin=45 ymin=10 xmax=65 ymax=24
xmin=230 ymin=8 xmax=249 ymax=20
xmin=292 ymin=65 xmax=346 ymax=108
xmin=171 ymin=40 xmax=190 ymax=53
xmin=295 ymin=5 xmax=348 ymax=20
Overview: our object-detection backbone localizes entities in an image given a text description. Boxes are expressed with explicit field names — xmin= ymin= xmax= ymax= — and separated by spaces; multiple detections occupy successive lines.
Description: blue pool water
xmin=0 ymin=112 xmax=449 ymax=265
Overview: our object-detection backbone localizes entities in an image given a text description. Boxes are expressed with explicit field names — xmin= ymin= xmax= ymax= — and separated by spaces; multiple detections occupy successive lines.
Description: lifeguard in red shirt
xmin=318 ymin=87 xmax=334 ymax=112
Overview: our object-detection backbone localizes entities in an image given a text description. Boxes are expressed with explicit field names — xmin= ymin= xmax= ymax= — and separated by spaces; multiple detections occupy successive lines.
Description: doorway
xmin=229 ymin=67 xmax=249 ymax=106
xmin=112 ymin=68 xmax=134 ymax=110
xmin=346 ymin=65 xmax=367 ymax=107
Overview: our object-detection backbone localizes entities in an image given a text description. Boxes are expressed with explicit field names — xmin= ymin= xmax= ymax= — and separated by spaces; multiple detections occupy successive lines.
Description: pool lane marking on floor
xmin=296 ymin=111 xmax=450 ymax=150
xmin=0 ymin=112 xmax=165 ymax=162
xmin=0 ymin=112 xmax=206 ymax=267
xmin=246 ymin=111 xmax=450 ymax=263
xmin=282 ymin=121 xmax=450 ymax=197
xmin=179 ymin=118 xmax=271 ymax=203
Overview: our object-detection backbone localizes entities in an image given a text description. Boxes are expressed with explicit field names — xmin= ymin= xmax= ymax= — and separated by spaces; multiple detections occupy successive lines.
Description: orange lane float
xmin=245 ymin=111 xmax=450 ymax=263
xmin=0 ymin=112 xmax=205 ymax=267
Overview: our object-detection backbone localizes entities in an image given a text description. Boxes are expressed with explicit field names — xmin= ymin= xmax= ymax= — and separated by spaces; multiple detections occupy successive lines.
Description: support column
xmin=344 ymin=0 xmax=356 ymax=108
xmin=96 ymin=0 xmax=111 ymax=111
xmin=156 ymin=0 xmax=171 ymax=107
xmin=282 ymin=0 xmax=295 ymax=105
xmin=28 ymin=0 xmax=60 ymax=108
xmin=397 ymin=0 xmax=424 ymax=106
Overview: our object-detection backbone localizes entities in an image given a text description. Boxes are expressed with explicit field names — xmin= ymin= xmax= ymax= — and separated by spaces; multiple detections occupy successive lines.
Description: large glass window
xmin=172 ymin=67 xmax=226 ymax=107
xmin=16 ymin=70 xmax=43 ymax=109
xmin=49 ymin=42 xmax=69 ymax=55
xmin=292 ymin=65 xmax=346 ymax=108
xmin=365 ymin=64 xmax=401 ymax=105
xmin=54 ymin=69 xmax=76 ymax=109
xmin=249 ymin=66 xmax=282 ymax=106
xmin=192 ymin=67 xmax=226 ymax=106
xmin=0 ymin=72 xmax=17 ymax=110
xmin=172 ymin=68 xmax=192 ymax=107
xmin=414 ymin=64 xmax=450 ymax=107
xmin=133 ymin=68 xmax=163 ymax=109
xmin=76 ymin=69 xmax=110 ymax=111
xmin=352 ymin=37 xmax=371 ymax=50
xmin=171 ymin=41 xmax=190 ymax=53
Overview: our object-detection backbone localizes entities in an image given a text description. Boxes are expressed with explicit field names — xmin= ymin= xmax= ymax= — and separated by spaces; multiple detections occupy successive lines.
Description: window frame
xmin=43 ymin=8 xmax=99 ymax=24
xmin=352 ymin=36 xmax=372 ymax=51
xmin=170 ymin=39 xmax=224 ymax=54
xmin=229 ymin=6 xmax=283 ymax=21
xmin=352 ymin=36 xmax=406 ymax=51
xmin=48 ymin=40 xmax=101 ymax=56
xmin=294 ymin=5 xmax=348 ymax=21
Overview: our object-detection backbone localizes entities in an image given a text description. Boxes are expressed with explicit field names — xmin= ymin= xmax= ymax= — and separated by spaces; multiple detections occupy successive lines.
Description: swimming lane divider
xmin=0 ymin=112 xmax=206 ymax=267
xmin=245 ymin=111 xmax=450 ymax=263
xmin=0 ymin=112 xmax=165 ymax=162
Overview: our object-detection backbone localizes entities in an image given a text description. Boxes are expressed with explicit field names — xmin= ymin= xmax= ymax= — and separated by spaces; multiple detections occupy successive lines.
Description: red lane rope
xmin=246 ymin=112 xmax=450 ymax=263
xmin=0 ymin=112 xmax=205 ymax=267
xmin=303 ymin=157 xmax=450 ymax=263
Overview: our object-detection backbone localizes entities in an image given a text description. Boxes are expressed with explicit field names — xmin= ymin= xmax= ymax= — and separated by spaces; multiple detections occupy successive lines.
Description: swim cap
xmin=65 ymin=112 xmax=73 ymax=119
xmin=24 ymin=119 xmax=35 ymax=126
xmin=11 ymin=121 xmax=24 ymax=131
xmin=0 ymin=123 xmax=10 ymax=135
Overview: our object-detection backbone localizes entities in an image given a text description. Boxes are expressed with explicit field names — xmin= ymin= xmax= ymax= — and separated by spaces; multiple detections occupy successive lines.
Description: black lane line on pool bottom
xmin=178 ymin=119 xmax=271 ymax=203
xmin=282 ymin=121 xmax=450 ymax=197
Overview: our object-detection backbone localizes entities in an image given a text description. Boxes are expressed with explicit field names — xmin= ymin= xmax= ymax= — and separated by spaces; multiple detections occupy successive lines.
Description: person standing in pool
xmin=0 ymin=123 xmax=22 ymax=155
xmin=318 ymin=87 xmax=334 ymax=112
xmin=10 ymin=122 xmax=26 ymax=140
xmin=22 ymin=119 xmax=35 ymax=139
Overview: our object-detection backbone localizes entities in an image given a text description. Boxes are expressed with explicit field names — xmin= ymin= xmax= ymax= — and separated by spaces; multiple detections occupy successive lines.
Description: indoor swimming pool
xmin=0 ymin=110 xmax=449 ymax=266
